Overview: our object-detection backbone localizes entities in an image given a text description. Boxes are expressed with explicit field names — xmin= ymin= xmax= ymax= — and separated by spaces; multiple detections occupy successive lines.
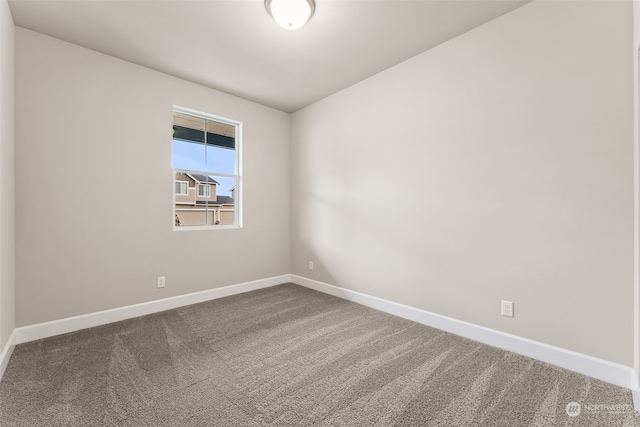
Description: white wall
xmin=15 ymin=28 xmax=291 ymax=326
xmin=292 ymin=1 xmax=634 ymax=366
xmin=0 ymin=0 xmax=15 ymax=351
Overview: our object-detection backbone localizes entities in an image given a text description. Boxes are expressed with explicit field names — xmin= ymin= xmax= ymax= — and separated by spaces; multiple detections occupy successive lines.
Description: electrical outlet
xmin=157 ymin=276 xmax=166 ymax=288
xmin=501 ymin=300 xmax=513 ymax=317
xmin=308 ymin=261 xmax=314 ymax=270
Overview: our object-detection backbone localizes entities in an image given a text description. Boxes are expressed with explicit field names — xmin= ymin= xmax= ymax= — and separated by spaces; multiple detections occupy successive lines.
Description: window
xmin=172 ymin=107 xmax=242 ymax=229
xmin=175 ymin=181 xmax=189 ymax=196
xmin=197 ymin=184 xmax=211 ymax=197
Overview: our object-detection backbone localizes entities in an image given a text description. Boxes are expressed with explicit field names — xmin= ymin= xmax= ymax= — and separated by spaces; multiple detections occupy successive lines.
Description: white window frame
xmin=172 ymin=106 xmax=242 ymax=231
xmin=175 ymin=180 xmax=189 ymax=196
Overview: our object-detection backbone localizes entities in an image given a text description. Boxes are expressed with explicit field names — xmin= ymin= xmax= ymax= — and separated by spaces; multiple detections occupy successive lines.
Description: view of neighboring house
xmin=174 ymin=172 xmax=234 ymax=226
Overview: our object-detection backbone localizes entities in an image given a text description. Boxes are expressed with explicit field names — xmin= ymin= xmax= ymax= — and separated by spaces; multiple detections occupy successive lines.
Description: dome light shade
xmin=265 ymin=0 xmax=315 ymax=30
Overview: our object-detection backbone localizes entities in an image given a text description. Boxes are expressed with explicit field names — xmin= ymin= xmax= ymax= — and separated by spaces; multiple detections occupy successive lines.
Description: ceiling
xmin=8 ymin=0 xmax=530 ymax=113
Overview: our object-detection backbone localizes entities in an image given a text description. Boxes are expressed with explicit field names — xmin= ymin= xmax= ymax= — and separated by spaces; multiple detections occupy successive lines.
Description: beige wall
xmin=291 ymin=1 xmax=634 ymax=366
xmin=175 ymin=191 xmax=196 ymax=205
xmin=15 ymin=28 xmax=291 ymax=326
xmin=0 ymin=0 xmax=15 ymax=351
xmin=634 ymin=0 xmax=640 ymax=386
xmin=633 ymin=0 xmax=640 ymax=384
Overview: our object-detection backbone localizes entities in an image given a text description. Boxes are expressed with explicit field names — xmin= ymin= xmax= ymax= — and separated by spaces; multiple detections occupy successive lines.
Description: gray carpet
xmin=1 ymin=283 xmax=639 ymax=426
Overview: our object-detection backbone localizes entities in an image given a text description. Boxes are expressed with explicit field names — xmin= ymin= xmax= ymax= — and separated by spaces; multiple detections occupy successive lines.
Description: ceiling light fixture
xmin=265 ymin=0 xmax=315 ymax=31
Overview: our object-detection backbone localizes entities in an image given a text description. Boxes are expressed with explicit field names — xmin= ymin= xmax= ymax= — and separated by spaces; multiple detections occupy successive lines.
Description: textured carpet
xmin=1 ymin=283 xmax=639 ymax=426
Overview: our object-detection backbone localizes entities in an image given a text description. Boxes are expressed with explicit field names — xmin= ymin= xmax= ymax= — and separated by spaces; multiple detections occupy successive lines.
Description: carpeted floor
xmin=1 ymin=283 xmax=639 ymax=426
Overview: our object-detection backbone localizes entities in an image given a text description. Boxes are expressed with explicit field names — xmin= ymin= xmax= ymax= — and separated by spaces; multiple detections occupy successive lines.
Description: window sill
xmin=173 ymin=224 xmax=241 ymax=231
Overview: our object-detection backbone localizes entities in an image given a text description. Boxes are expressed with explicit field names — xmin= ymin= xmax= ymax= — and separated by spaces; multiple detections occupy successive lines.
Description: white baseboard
xmin=13 ymin=274 xmax=292 ymax=345
xmin=291 ymin=274 xmax=634 ymax=391
xmin=4 ymin=273 xmax=635 ymax=395
xmin=0 ymin=330 xmax=16 ymax=379
xmin=633 ymin=373 xmax=640 ymax=410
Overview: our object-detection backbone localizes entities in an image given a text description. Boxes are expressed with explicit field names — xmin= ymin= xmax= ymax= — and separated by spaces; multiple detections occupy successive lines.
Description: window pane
xmin=173 ymin=113 xmax=206 ymax=142
xmin=173 ymin=109 xmax=240 ymax=229
xmin=175 ymin=174 xmax=191 ymax=199
xmin=173 ymin=136 xmax=235 ymax=174
xmin=205 ymin=144 xmax=235 ymax=175
xmin=197 ymin=184 xmax=210 ymax=197
xmin=173 ymin=139 xmax=206 ymax=170
xmin=173 ymin=113 xmax=236 ymax=174
xmin=175 ymin=181 xmax=188 ymax=195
